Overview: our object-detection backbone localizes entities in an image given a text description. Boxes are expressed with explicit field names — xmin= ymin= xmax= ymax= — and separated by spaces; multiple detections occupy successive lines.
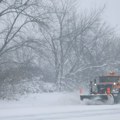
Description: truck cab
xmin=91 ymin=73 xmax=120 ymax=94
xmin=80 ymin=72 xmax=120 ymax=104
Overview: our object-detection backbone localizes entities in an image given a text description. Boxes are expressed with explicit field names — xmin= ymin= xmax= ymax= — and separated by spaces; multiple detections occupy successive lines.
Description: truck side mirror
xmin=90 ymin=81 xmax=92 ymax=85
xmin=94 ymin=79 xmax=96 ymax=84
xmin=89 ymin=81 xmax=93 ymax=93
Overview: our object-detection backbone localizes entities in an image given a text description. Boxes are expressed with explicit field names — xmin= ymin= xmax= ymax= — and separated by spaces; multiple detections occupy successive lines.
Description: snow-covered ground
xmin=0 ymin=92 xmax=120 ymax=120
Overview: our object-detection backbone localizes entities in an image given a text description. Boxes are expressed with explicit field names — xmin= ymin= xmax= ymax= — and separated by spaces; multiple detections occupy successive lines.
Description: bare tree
xmin=34 ymin=0 xmax=78 ymax=86
xmin=33 ymin=1 xmax=117 ymax=90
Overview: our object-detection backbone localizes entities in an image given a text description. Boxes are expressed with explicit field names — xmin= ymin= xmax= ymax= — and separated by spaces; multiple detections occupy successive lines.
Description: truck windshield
xmin=99 ymin=76 xmax=119 ymax=82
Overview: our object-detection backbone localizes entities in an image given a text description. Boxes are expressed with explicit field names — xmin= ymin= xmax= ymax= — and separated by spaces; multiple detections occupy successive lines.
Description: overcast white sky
xmin=78 ymin=0 xmax=120 ymax=34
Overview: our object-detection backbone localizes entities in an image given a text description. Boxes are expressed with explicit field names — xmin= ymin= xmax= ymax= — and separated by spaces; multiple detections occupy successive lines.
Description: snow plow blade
xmin=80 ymin=94 xmax=109 ymax=102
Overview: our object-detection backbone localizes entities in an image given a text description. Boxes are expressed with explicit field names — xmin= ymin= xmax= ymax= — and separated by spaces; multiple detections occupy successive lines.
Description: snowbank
xmin=0 ymin=92 xmax=81 ymax=109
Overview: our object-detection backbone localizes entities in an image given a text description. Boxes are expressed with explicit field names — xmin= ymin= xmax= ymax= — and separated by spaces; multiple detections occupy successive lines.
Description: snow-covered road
xmin=0 ymin=92 xmax=120 ymax=120
xmin=1 ymin=105 xmax=120 ymax=120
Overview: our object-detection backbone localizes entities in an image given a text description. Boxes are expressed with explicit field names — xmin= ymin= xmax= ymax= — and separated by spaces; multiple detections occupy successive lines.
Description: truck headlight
xmin=113 ymin=82 xmax=116 ymax=85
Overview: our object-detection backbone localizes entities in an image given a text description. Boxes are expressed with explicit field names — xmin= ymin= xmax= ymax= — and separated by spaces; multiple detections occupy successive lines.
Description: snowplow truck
xmin=80 ymin=72 xmax=120 ymax=104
